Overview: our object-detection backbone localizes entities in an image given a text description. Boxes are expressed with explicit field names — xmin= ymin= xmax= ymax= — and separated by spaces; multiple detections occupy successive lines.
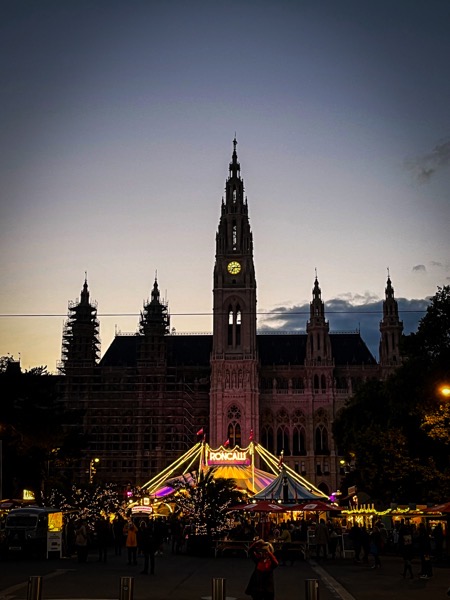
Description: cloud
xmin=412 ymin=264 xmax=426 ymax=273
xmin=406 ymin=137 xmax=450 ymax=182
xmin=259 ymin=296 xmax=430 ymax=360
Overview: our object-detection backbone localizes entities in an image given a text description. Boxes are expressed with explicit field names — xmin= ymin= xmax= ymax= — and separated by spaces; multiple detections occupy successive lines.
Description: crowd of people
xmin=69 ymin=514 xmax=170 ymax=573
xmin=66 ymin=512 xmax=446 ymax=588
xmin=348 ymin=519 xmax=446 ymax=579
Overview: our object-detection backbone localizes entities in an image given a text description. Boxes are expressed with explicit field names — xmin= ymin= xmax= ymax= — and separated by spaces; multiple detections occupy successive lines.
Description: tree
xmin=0 ymin=358 xmax=85 ymax=499
xmin=173 ymin=468 xmax=244 ymax=537
xmin=333 ymin=286 xmax=450 ymax=505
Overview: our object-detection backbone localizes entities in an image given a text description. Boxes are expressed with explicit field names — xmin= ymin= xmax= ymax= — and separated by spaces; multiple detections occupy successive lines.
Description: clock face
xmin=227 ymin=261 xmax=241 ymax=275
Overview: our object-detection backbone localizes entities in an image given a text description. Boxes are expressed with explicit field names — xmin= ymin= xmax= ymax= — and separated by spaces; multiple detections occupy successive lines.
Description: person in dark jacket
xmin=137 ymin=521 xmax=157 ymax=575
xmin=399 ymin=524 xmax=414 ymax=579
xmin=418 ymin=523 xmax=433 ymax=579
xmin=94 ymin=515 xmax=110 ymax=563
xmin=245 ymin=539 xmax=278 ymax=600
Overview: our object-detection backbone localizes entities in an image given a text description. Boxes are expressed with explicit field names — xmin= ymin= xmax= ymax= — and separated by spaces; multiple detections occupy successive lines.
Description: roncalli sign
xmin=207 ymin=447 xmax=250 ymax=465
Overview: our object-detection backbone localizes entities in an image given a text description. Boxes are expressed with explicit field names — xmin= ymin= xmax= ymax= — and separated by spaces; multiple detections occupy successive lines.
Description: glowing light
xmin=439 ymin=385 xmax=450 ymax=398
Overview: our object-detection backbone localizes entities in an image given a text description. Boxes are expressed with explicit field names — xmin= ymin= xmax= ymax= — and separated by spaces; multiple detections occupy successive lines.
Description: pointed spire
xmin=229 ymin=136 xmax=241 ymax=179
xmin=313 ymin=270 xmax=321 ymax=301
xmin=385 ymin=268 xmax=394 ymax=299
xmin=151 ymin=275 xmax=160 ymax=304
xmin=80 ymin=272 xmax=90 ymax=304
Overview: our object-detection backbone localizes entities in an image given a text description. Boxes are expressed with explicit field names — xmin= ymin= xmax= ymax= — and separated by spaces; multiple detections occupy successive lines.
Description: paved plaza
xmin=0 ymin=546 xmax=449 ymax=600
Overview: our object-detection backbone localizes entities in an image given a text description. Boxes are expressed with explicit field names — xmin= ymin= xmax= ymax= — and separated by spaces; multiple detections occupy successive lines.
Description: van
xmin=3 ymin=506 xmax=62 ymax=558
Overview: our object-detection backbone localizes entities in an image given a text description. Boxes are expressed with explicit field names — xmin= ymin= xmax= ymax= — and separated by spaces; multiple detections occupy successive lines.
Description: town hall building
xmin=59 ymin=139 xmax=403 ymax=496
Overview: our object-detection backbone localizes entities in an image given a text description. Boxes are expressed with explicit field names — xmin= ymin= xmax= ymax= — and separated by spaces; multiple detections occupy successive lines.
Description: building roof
xmin=99 ymin=332 xmax=376 ymax=368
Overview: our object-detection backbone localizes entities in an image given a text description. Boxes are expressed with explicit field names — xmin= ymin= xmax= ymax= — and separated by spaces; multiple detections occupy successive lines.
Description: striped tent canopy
xmin=252 ymin=468 xmax=328 ymax=502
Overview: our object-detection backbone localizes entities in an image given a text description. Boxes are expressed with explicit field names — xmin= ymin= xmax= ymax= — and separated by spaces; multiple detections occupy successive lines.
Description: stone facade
xmin=59 ymin=139 xmax=403 ymax=496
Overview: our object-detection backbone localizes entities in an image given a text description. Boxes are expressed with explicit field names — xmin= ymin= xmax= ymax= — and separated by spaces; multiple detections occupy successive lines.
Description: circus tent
xmin=251 ymin=467 xmax=328 ymax=503
xmin=139 ymin=442 xmax=327 ymax=502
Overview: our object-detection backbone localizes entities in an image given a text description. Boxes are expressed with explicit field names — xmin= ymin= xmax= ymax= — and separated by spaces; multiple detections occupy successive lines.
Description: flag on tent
xmin=196 ymin=427 xmax=204 ymax=436
xmin=278 ymin=450 xmax=284 ymax=468
xmin=224 ymin=439 xmax=230 ymax=448
xmin=249 ymin=429 xmax=254 ymax=441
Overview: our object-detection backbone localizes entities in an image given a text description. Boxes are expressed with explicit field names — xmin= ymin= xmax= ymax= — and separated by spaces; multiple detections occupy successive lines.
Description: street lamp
xmin=438 ymin=385 xmax=450 ymax=399
xmin=89 ymin=458 xmax=100 ymax=484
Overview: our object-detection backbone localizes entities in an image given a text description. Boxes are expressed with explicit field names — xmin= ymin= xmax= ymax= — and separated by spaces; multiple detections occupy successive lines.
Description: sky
xmin=1 ymin=0 xmax=449 ymax=372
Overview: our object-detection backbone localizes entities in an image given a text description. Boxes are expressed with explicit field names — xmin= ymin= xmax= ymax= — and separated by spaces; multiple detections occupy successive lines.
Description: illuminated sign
xmin=131 ymin=505 xmax=153 ymax=515
xmin=207 ymin=449 xmax=250 ymax=465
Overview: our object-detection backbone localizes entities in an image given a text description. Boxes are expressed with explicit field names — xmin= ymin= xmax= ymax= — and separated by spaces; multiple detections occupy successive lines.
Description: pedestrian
xmin=349 ymin=523 xmax=362 ymax=562
xmin=399 ymin=524 xmax=414 ymax=579
xmin=75 ymin=519 xmax=89 ymax=563
xmin=94 ymin=515 xmax=110 ymax=563
xmin=278 ymin=523 xmax=292 ymax=565
xmin=137 ymin=521 xmax=157 ymax=575
xmin=328 ymin=523 xmax=339 ymax=559
xmin=112 ymin=515 xmax=125 ymax=556
xmin=315 ymin=519 xmax=329 ymax=560
xmin=124 ymin=519 xmax=138 ymax=565
xmin=369 ymin=525 xmax=382 ymax=569
xmin=418 ymin=523 xmax=433 ymax=579
xmin=245 ymin=539 xmax=278 ymax=600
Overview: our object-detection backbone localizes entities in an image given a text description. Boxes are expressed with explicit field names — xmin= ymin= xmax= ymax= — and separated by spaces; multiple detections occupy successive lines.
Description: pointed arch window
xmin=276 ymin=426 xmax=290 ymax=456
xmin=228 ymin=307 xmax=233 ymax=345
xmin=227 ymin=305 xmax=242 ymax=347
xmin=236 ymin=306 xmax=241 ymax=346
xmin=321 ymin=374 xmax=326 ymax=391
xmin=261 ymin=426 xmax=274 ymax=453
xmin=314 ymin=374 xmax=320 ymax=391
xmin=293 ymin=426 xmax=306 ymax=455
xmin=315 ymin=425 xmax=329 ymax=454
xmin=227 ymin=404 xmax=241 ymax=447
xmin=232 ymin=220 xmax=237 ymax=250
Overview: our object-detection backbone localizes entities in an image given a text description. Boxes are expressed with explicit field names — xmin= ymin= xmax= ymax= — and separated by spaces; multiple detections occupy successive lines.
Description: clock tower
xmin=210 ymin=138 xmax=259 ymax=447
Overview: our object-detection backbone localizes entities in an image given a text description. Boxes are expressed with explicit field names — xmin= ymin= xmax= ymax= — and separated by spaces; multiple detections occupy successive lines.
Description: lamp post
xmin=438 ymin=385 xmax=450 ymax=399
xmin=89 ymin=458 xmax=100 ymax=484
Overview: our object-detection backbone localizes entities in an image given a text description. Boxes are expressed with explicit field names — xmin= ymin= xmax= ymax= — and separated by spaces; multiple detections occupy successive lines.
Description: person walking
xmin=278 ymin=523 xmax=292 ymax=566
xmin=124 ymin=519 xmax=138 ymax=565
xmin=74 ymin=519 xmax=89 ymax=563
xmin=369 ymin=525 xmax=382 ymax=569
xmin=245 ymin=539 xmax=279 ymax=600
xmin=315 ymin=519 xmax=329 ymax=561
xmin=138 ymin=521 xmax=157 ymax=575
xmin=94 ymin=515 xmax=110 ymax=563
xmin=399 ymin=524 xmax=414 ymax=579
xmin=112 ymin=515 xmax=125 ymax=556
xmin=349 ymin=523 xmax=362 ymax=562
xmin=418 ymin=523 xmax=433 ymax=579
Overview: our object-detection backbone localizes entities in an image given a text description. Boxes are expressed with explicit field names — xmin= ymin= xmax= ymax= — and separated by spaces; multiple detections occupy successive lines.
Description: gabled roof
xmin=99 ymin=332 xmax=377 ymax=368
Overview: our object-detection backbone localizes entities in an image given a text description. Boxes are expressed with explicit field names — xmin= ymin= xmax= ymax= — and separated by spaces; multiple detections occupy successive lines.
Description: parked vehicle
xmin=2 ymin=506 xmax=62 ymax=558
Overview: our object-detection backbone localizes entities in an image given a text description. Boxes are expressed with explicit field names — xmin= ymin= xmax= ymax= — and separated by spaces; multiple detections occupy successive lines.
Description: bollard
xmin=27 ymin=576 xmax=42 ymax=600
xmin=305 ymin=578 xmax=319 ymax=600
xmin=119 ymin=577 xmax=134 ymax=600
xmin=211 ymin=577 xmax=226 ymax=600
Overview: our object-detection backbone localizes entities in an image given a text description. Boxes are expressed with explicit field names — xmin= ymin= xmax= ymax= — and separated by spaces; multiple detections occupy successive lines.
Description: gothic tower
xmin=60 ymin=276 xmax=100 ymax=371
xmin=379 ymin=272 xmax=403 ymax=374
xmin=210 ymin=138 xmax=259 ymax=447
xmin=138 ymin=277 xmax=170 ymax=365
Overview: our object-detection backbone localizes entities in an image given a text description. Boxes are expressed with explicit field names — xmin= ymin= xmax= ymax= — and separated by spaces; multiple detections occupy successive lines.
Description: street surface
xmin=0 ymin=545 xmax=449 ymax=600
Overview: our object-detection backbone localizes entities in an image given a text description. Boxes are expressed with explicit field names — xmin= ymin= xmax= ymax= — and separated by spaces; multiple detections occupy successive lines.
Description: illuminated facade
xmin=60 ymin=139 xmax=403 ymax=496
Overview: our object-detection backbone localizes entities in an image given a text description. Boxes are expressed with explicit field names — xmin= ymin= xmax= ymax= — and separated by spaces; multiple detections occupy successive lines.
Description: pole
xmin=212 ymin=577 xmax=226 ymax=600
xmin=27 ymin=576 xmax=42 ymax=600
xmin=305 ymin=579 xmax=319 ymax=600
xmin=119 ymin=577 xmax=134 ymax=600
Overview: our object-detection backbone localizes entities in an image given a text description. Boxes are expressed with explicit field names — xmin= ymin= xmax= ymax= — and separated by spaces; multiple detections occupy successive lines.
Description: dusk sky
xmin=1 ymin=0 xmax=449 ymax=372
